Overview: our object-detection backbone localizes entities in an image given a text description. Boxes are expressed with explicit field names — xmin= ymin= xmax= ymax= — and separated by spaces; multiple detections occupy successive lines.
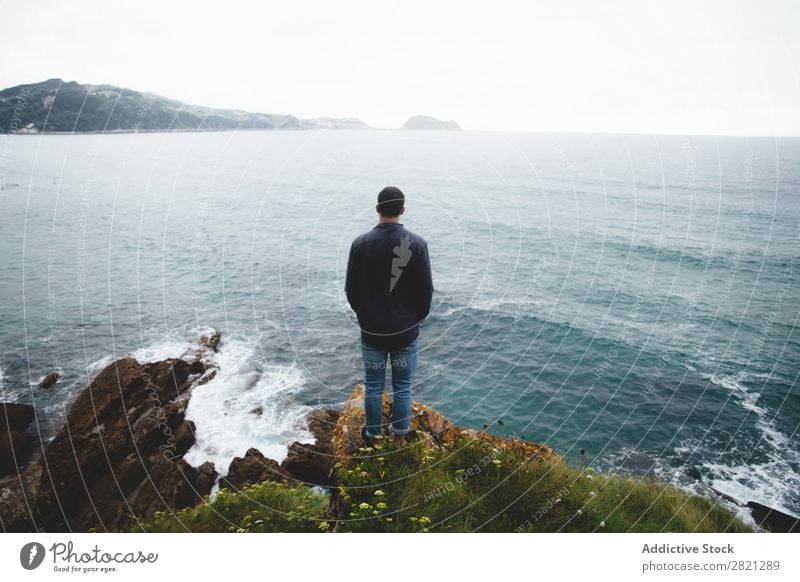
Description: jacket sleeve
xmin=415 ymin=242 xmax=434 ymax=320
xmin=345 ymin=241 xmax=358 ymax=312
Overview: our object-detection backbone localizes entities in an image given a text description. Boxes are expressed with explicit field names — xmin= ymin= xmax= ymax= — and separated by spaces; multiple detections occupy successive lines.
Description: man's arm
xmin=415 ymin=242 xmax=434 ymax=320
xmin=345 ymin=241 xmax=359 ymax=312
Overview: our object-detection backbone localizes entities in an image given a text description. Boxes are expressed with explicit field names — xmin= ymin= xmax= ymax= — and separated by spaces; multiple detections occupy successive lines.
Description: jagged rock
xmin=220 ymin=448 xmax=288 ymax=491
xmin=332 ymin=384 xmax=561 ymax=467
xmin=282 ymin=442 xmax=332 ymax=486
xmin=60 ymin=358 xmax=171 ymax=435
xmin=131 ymin=401 xmax=187 ymax=454
xmin=171 ymin=420 xmax=197 ymax=458
xmin=747 ymin=501 xmax=800 ymax=533
xmin=0 ymin=464 xmax=43 ymax=531
xmin=38 ymin=372 xmax=62 ymax=389
xmin=124 ymin=457 xmax=216 ymax=524
xmin=193 ymin=461 xmax=217 ymax=494
xmin=200 ymin=331 xmax=222 ymax=353
xmin=281 ymin=409 xmax=341 ymax=487
xmin=29 ymin=335 xmax=218 ymax=531
xmin=0 ymin=402 xmax=35 ymax=432
xmin=307 ymin=408 xmax=340 ymax=445
xmin=195 ymin=368 xmax=217 ymax=386
xmin=0 ymin=431 xmax=33 ymax=476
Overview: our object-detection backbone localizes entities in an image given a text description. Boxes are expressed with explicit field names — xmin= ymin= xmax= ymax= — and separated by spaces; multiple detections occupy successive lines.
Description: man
xmin=345 ymin=186 xmax=434 ymax=447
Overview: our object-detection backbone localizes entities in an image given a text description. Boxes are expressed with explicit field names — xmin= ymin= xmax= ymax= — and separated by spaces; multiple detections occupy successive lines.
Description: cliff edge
xmin=332 ymin=384 xmax=559 ymax=466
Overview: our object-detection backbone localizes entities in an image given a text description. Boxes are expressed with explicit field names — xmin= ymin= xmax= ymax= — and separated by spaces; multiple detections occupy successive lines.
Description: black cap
xmin=377 ymin=186 xmax=404 ymax=217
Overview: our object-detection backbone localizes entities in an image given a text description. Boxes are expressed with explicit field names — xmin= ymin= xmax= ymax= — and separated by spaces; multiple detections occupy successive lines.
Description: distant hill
xmin=402 ymin=115 xmax=461 ymax=130
xmin=0 ymin=78 xmax=371 ymax=133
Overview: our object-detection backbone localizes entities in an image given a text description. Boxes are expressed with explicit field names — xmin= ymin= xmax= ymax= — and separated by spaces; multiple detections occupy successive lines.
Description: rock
xmin=131 ymin=401 xmax=188 ymax=455
xmin=0 ymin=464 xmax=44 ymax=531
xmin=282 ymin=442 xmax=335 ymax=486
xmin=0 ymin=431 xmax=33 ymax=476
xmin=124 ymin=457 xmax=217 ymax=524
xmin=0 ymin=402 xmax=35 ymax=432
xmin=193 ymin=461 xmax=217 ymax=494
xmin=30 ymin=334 xmax=218 ymax=531
xmin=170 ymin=420 xmax=197 ymax=459
xmin=332 ymin=384 xmax=561 ymax=467
xmin=402 ymin=115 xmax=461 ymax=130
xmin=220 ymin=448 xmax=288 ymax=491
xmin=38 ymin=371 xmax=62 ymax=389
xmin=200 ymin=331 xmax=222 ymax=353
xmin=195 ymin=368 xmax=217 ymax=386
xmin=279 ymin=409 xmax=340 ymax=486
xmin=306 ymin=408 xmax=340 ymax=445
xmin=747 ymin=501 xmax=800 ymax=533
xmin=58 ymin=357 xmax=192 ymax=438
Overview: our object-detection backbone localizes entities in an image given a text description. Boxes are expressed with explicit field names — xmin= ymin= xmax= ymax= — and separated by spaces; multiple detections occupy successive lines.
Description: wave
xmin=703 ymin=459 xmax=800 ymax=518
xmin=130 ymin=325 xmax=221 ymax=363
xmin=670 ymin=370 xmax=800 ymax=517
xmin=182 ymin=337 xmax=314 ymax=479
xmin=704 ymin=372 xmax=770 ymax=416
xmin=704 ymin=370 xmax=798 ymax=464
xmin=597 ymin=446 xmax=758 ymax=527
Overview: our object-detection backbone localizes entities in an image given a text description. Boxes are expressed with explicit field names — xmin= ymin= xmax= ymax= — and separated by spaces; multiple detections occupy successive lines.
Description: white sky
xmin=2 ymin=0 xmax=799 ymax=135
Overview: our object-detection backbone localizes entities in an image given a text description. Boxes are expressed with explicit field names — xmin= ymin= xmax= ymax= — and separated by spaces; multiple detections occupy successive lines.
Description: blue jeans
xmin=361 ymin=336 xmax=419 ymax=437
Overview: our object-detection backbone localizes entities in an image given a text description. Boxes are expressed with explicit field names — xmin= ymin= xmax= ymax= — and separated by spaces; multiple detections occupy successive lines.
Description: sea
xmin=1 ymin=129 xmax=798 ymax=519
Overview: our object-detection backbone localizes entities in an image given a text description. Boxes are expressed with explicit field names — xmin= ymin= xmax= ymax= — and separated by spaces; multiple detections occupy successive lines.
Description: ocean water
xmin=0 ymin=130 xmax=798 ymax=516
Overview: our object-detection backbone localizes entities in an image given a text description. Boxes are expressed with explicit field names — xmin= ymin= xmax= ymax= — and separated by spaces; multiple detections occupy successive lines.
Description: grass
xmin=336 ymin=436 xmax=750 ymax=533
xmin=127 ymin=481 xmax=330 ymax=532
xmin=132 ymin=436 xmax=751 ymax=533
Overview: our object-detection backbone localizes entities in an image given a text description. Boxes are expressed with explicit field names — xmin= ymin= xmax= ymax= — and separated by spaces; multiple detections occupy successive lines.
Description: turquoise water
xmin=1 ymin=130 xmax=798 ymax=515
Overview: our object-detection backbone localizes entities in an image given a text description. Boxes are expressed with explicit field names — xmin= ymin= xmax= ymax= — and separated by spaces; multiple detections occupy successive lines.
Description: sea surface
xmin=1 ymin=129 xmax=798 ymax=518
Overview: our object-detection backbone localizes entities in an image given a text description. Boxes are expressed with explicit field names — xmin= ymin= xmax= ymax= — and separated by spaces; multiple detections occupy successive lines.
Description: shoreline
xmin=1 ymin=329 xmax=796 ymax=532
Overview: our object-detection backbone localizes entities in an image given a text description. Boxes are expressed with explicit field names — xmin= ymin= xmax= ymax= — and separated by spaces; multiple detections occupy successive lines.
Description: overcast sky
xmin=2 ymin=0 xmax=799 ymax=135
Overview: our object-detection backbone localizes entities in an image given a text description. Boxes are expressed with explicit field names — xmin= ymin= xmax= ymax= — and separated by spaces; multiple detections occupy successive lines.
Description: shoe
xmin=361 ymin=426 xmax=376 ymax=447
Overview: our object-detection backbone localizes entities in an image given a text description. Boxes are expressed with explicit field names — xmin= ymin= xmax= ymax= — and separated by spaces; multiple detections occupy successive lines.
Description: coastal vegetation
xmin=132 ymin=435 xmax=749 ymax=533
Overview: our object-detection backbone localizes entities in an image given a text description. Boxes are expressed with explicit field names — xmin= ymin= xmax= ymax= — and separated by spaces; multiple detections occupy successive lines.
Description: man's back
xmin=345 ymin=222 xmax=433 ymax=350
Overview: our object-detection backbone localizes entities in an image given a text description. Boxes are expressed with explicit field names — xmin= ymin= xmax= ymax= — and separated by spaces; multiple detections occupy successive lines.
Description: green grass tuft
xmin=127 ymin=481 xmax=329 ymax=533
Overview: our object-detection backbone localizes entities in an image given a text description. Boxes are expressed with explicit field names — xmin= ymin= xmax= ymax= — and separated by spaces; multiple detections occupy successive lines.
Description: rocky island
xmin=402 ymin=115 xmax=461 ymax=130
xmin=1 ymin=331 xmax=794 ymax=533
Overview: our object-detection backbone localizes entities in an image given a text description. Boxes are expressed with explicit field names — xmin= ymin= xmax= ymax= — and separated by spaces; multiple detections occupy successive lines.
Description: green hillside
xmin=0 ymin=78 xmax=369 ymax=133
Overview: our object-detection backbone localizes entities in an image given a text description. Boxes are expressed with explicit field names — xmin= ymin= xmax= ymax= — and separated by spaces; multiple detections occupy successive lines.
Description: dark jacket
xmin=345 ymin=222 xmax=433 ymax=350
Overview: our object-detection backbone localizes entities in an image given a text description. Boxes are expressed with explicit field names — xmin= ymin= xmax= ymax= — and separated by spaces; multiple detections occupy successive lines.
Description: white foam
xmin=703 ymin=460 xmax=800 ymax=518
xmin=705 ymin=371 xmax=770 ymax=415
xmin=674 ymin=428 xmax=800 ymax=520
xmin=131 ymin=339 xmax=194 ymax=363
xmin=129 ymin=326 xmax=220 ymax=364
xmin=85 ymin=355 xmax=115 ymax=376
xmin=601 ymin=444 xmax=797 ymax=527
xmin=182 ymin=338 xmax=314 ymax=477
xmin=0 ymin=366 xmax=12 ymax=400
xmin=754 ymin=418 xmax=790 ymax=449
xmin=704 ymin=370 xmax=794 ymax=457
